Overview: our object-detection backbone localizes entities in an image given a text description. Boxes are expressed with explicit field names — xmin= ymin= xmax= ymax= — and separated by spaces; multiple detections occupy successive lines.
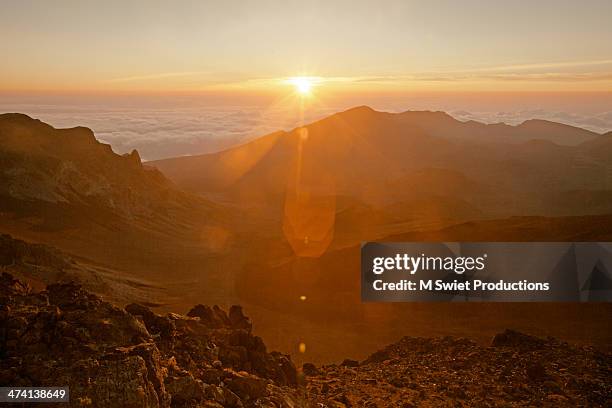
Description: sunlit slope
xmin=152 ymin=106 xmax=612 ymax=252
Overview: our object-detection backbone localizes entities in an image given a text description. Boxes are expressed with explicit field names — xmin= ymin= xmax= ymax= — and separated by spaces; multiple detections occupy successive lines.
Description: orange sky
xmin=1 ymin=1 xmax=612 ymax=95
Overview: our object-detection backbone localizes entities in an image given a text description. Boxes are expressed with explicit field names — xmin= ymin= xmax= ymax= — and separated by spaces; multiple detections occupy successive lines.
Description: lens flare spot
xmin=299 ymin=127 xmax=308 ymax=141
xmin=298 ymin=343 xmax=306 ymax=353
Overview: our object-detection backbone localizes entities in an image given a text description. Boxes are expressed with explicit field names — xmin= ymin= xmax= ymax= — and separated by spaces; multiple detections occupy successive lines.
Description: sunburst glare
xmin=287 ymin=76 xmax=319 ymax=95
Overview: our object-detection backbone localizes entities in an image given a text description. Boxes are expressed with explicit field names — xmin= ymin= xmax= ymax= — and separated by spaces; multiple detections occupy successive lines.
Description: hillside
xmin=0 ymin=113 xmax=236 ymax=304
xmin=152 ymin=107 xmax=608 ymax=204
xmin=152 ymin=106 xmax=612 ymax=254
xmin=0 ymin=233 xmax=167 ymax=305
xmin=305 ymin=330 xmax=611 ymax=407
xmin=0 ymin=113 xmax=201 ymax=218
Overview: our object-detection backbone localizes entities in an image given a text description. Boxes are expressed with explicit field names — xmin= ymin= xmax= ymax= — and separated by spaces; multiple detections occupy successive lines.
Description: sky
xmin=1 ymin=0 xmax=612 ymax=93
xmin=1 ymin=1 xmax=612 ymax=160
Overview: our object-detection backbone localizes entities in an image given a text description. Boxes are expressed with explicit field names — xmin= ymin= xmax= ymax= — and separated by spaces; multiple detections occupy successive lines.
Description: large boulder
xmin=0 ymin=274 xmax=300 ymax=407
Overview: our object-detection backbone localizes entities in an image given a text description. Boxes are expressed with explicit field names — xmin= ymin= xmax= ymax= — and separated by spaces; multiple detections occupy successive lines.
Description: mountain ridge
xmin=151 ymin=106 xmax=612 ymax=230
xmin=151 ymin=107 xmax=602 ymax=166
xmin=0 ymin=113 xmax=234 ymax=294
xmin=1 ymin=111 xmax=611 ymax=371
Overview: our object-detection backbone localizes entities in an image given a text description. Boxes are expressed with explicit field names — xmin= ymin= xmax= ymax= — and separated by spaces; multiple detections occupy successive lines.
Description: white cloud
xmin=0 ymin=98 xmax=338 ymax=160
xmin=1 ymin=95 xmax=610 ymax=161
xmin=449 ymin=109 xmax=612 ymax=134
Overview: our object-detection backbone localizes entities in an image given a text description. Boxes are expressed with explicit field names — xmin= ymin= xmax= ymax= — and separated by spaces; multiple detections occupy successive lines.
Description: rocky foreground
xmin=1 ymin=273 xmax=610 ymax=407
xmin=304 ymin=332 xmax=611 ymax=407
xmin=0 ymin=273 xmax=298 ymax=407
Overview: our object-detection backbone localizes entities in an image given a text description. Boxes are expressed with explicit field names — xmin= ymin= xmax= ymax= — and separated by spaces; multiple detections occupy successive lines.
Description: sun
xmin=289 ymin=77 xmax=313 ymax=95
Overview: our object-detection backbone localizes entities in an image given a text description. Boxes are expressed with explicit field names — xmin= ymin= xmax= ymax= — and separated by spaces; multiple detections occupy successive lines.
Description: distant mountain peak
xmin=0 ymin=112 xmax=53 ymax=131
xmin=517 ymin=118 xmax=596 ymax=133
xmin=342 ymin=105 xmax=376 ymax=114
xmin=0 ymin=112 xmax=39 ymax=122
xmin=123 ymin=149 xmax=142 ymax=166
xmin=400 ymin=109 xmax=457 ymax=122
xmin=514 ymin=118 xmax=597 ymax=145
xmin=333 ymin=105 xmax=378 ymax=120
xmin=0 ymin=113 xmax=100 ymax=148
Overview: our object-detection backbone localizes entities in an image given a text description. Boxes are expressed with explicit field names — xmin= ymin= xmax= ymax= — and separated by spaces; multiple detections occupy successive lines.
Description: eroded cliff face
xmin=0 ymin=273 xmax=300 ymax=407
xmin=0 ymin=115 xmax=233 ymax=298
xmin=0 ymin=113 xmax=205 ymax=219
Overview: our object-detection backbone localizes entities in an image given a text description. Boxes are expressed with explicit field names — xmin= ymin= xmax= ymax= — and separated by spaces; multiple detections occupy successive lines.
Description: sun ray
xmin=287 ymin=76 xmax=317 ymax=95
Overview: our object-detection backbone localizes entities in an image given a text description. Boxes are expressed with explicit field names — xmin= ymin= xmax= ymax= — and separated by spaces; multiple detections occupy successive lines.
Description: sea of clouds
xmin=448 ymin=109 xmax=612 ymax=134
xmin=1 ymin=95 xmax=610 ymax=161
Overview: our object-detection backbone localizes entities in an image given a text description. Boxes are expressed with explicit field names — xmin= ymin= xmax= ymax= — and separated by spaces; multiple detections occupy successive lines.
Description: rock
xmin=542 ymin=379 xmax=561 ymax=393
xmin=46 ymin=281 xmax=100 ymax=310
xmin=226 ymin=372 xmax=269 ymax=401
xmin=219 ymin=387 xmax=242 ymax=407
xmin=219 ymin=344 xmax=248 ymax=367
xmin=84 ymin=345 xmax=170 ymax=407
xmin=321 ymin=382 xmax=331 ymax=394
xmin=229 ymin=305 xmax=252 ymax=331
xmin=302 ymin=362 xmax=320 ymax=376
xmin=332 ymin=393 xmax=352 ymax=407
xmin=204 ymin=384 xmax=243 ymax=407
xmin=187 ymin=304 xmax=231 ymax=328
xmin=200 ymin=401 xmax=225 ymax=408
xmin=125 ymin=303 xmax=175 ymax=338
xmin=123 ymin=149 xmax=142 ymax=166
xmin=547 ymin=394 xmax=568 ymax=403
xmin=164 ymin=374 xmax=206 ymax=404
xmin=362 ymin=349 xmax=390 ymax=365
xmin=201 ymin=368 xmax=223 ymax=385
xmin=1 ymin=271 xmax=32 ymax=297
xmin=388 ymin=376 xmax=406 ymax=388
xmin=492 ymin=329 xmax=547 ymax=350
xmin=526 ymin=361 xmax=548 ymax=382
xmin=0 ymin=274 xmax=300 ymax=407
xmin=340 ymin=359 xmax=359 ymax=368
xmin=268 ymin=351 xmax=298 ymax=386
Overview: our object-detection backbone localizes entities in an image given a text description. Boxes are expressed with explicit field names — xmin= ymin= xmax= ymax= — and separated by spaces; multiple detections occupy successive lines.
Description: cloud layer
xmin=1 ymin=96 xmax=610 ymax=161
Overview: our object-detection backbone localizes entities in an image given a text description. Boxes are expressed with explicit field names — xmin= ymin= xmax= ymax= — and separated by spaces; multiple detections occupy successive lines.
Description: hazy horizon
xmin=2 ymin=91 xmax=611 ymax=160
xmin=2 ymin=0 xmax=612 ymax=93
xmin=3 ymin=0 xmax=612 ymax=159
